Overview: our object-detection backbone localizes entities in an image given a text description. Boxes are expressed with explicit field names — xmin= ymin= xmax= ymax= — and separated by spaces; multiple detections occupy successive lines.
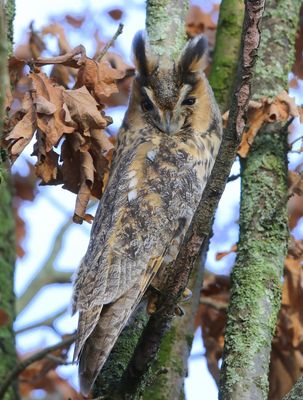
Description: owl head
xmin=130 ymin=31 xmax=210 ymax=135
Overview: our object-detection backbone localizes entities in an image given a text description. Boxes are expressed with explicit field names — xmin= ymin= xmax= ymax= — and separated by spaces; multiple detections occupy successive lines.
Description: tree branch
xmin=17 ymin=219 xmax=73 ymax=314
xmin=0 ymin=334 xmax=76 ymax=399
xmin=219 ymin=1 xmax=302 ymax=399
xmin=96 ymin=23 xmax=124 ymax=62
xmin=15 ymin=306 xmax=68 ymax=335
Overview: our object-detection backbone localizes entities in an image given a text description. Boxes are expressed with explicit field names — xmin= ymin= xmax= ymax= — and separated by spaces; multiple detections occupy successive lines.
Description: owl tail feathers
xmin=73 ymin=305 xmax=103 ymax=363
xmin=78 ymin=283 xmax=142 ymax=397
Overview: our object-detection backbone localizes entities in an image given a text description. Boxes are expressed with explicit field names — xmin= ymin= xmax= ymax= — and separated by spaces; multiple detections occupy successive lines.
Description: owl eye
xmin=182 ymin=97 xmax=196 ymax=106
xmin=141 ymin=99 xmax=154 ymax=112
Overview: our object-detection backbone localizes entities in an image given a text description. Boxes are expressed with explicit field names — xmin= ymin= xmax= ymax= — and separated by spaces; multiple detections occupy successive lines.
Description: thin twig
xmin=227 ymin=173 xmax=240 ymax=183
xmin=0 ymin=334 xmax=76 ymax=399
xmin=97 ymin=23 xmax=124 ymax=62
xmin=15 ymin=306 xmax=68 ymax=335
xmin=31 ymin=44 xmax=86 ymax=68
xmin=290 ymin=134 xmax=303 ymax=148
xmin=17 ymin=218 xmax=73 ymax=314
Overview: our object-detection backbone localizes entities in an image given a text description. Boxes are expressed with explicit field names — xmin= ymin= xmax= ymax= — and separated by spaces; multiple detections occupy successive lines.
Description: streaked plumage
xmin=72 ymin=32 xmax=222 ymax=396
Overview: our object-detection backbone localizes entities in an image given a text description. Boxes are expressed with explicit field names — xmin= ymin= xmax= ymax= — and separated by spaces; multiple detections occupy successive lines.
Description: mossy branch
xmin=219 ymin=1 xmax=302 ymax=399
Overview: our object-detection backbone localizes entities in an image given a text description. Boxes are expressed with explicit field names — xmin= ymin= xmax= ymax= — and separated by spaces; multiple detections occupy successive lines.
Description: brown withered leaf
xmin=196 ymin=274 xmax=229 ymax=385
xmin=215 ymin=244 xmax=237 ymax=261
xmin=288 ymin=193 xmax=303 ymax=229
xmin=19 ymin=335 xmax=77 ymax=398
xmin=15 ymin=211 xmax=26 ymax=258
xmin=108 ymin=9 xmax=123 ymax=20
xmin=13 ymin=163 xmax=37 ymax=201
xmin=0 ymin=309 xmax=10 ymax=327
xmin=30 ymin=72 xmax=75 ymax=150
xmin=238 ymin=92 xmax=300 ymax=158
xmin=63 ymin=86 xmax=108 ymax=133
xmin=65 ymin=14 xmax=85 ymax=28
xmin=269 ymin=248 xmax=303 ymax=398
xmin=50 ymin=64 xmax=72 ymax=87
xmin=186 ymin=5 xmax=216 ymax=36
xmin=288 ymin=235 xmax=303 ymax=259
xmin=75 ymin=58 xmax=125 ymax=103
xmin=41 ymin=23 xmax=71 ymax=53
xmin=35 ymin=149 xmax=59 ymax=183
xmin=288 ymin=170 xmax=303 ymax=196
xmin=5 ymin=107 xmax=36 ymax=162
xmin=29 ymin=24 xmax=46 ymax=59
xmin=292 ymin=5 xmax=303 ymax=80
xmin=185 ymin=4 xmax=219 ymax=49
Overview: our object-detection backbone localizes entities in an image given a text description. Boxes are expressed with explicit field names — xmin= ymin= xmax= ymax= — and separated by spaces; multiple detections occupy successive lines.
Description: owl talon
xmin=147 ymin=292 xmax=158 ymax=314
xmin=182 ymin=287 xmax=192 ymax=302
xmin=174 ymin=305 xmax=185 ymax=317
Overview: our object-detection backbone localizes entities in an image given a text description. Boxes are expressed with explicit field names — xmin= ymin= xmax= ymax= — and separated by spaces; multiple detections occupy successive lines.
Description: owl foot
xmin=174 ymin=305 xmax=185 ymax=317
xmin=147 ymin=292 xmax=159 ymax=314
xmin=181 ymin=287 xmax=192 ymax=302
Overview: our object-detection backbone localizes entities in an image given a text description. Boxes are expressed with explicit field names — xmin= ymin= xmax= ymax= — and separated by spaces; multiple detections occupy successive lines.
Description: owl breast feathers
xmin=72 ymin=31 xmax=223 ymax=396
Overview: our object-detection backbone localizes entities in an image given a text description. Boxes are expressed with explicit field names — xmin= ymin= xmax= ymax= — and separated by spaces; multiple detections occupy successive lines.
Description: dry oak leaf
xmin=238 ymin=91 xmax=300 ymax=158
xmin=281 ymin=257 xmax=303 ymax=348
xmin=63 ymin=85 xmax=109 ymax=133
xmin=108 ymin=8 xmax=123 ymax=20
xmin=186 ymin=5 xmax=217 ymax=36
xmin=215 ymin=244 xmax=237 ymax=261
xmin=65 ymin=14 xmax=85 ymax=28
xmin=75 ymin=58 xmax=125 ymax=103
xmin=41 ymin=23 xmax=71 ymax=53
xmin=30 ymin=72 xmax=75 ymax=151
xmin=288 ymin=170 xmax=303 ymax=196
xmin=0 ymin=309 xmax=10 ymax=327
xmin=5 ymin=107 xmax=36 ymax=162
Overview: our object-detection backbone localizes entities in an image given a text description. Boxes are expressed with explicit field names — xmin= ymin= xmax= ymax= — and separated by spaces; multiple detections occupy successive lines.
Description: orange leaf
xmin=63 ymin=86 xmax=109 ymax=133
xmin=75 ymin=58 xmax=125 ymax=103
xmin=215 ymin=244 xmax=237 ymax=261
xmin=0 ymin=309 xmax=10 ymax=326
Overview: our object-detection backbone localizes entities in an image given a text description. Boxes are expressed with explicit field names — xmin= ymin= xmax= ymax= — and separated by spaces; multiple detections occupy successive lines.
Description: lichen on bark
xmin=146 ymin=0 xmax=188 ymax=60
xmin=209 ymin=0 xmax=244 ymax=111
xmin=219 ymin=1 xmax=302 ymax=399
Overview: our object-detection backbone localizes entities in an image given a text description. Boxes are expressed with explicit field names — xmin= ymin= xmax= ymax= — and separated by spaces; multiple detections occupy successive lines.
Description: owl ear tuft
xmin=178 ymin=35 xmax=208 ymax=76
xmin=132 ymin=31 xmax=157 ymax=78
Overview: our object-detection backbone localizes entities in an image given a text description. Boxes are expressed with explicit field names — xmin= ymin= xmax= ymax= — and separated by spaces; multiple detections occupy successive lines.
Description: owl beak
xmin=163 ymin=111 xmax=173 ymax=134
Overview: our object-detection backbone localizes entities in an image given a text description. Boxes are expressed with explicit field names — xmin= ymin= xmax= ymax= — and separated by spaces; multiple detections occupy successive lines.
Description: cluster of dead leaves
xmin=19 ymin=335 xmax=80 ymax=399
xmin=186 ymin=4 xmax=218 ymax=50
xmin=223 ymin=91 xmax=303 ymax=158
xmin=197 ymin=233 xmax=303 ymax=399
xmin=4 ymin=38 xmax=130 ymax=223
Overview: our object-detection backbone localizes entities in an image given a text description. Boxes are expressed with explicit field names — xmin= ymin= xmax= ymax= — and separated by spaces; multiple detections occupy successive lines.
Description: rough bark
xmin=209 ymin=0 xmax=244 ymax=112
xmin=0 ymin=1 xmax=18 ymax=400
xmin=219 ymin=1 xmax=302 ymax=399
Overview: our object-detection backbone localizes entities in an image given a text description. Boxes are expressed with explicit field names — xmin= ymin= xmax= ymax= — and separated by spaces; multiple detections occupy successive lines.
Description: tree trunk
xmin=219 ymin=1 xmax=302 ymax=399
xmin=0 ymin=1 xmax=18 ymax=399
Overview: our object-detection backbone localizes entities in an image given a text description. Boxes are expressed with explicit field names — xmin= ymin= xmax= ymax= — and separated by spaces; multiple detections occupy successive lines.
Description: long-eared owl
xmin=72 ymin=32 xmax=223 ymax=396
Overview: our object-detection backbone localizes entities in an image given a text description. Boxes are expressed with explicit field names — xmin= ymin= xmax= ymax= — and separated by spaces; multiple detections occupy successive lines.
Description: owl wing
xmin=73 ymin=128 xmax=207 ymax=395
